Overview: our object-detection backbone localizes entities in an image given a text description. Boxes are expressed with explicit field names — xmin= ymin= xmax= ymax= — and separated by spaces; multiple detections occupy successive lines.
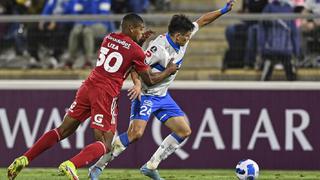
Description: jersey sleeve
xmin=190 ymin=22 xmax=200 ymax=39
xmin=133 ymin=48 xmax=149 ymax=72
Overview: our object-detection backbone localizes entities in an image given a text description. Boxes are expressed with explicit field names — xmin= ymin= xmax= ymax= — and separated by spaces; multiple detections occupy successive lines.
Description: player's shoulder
xmin=103 ymin=32 xmax=115 ymax=40
xmin=147 ymin=34 xmax=167 ymax=51
xmin=145 ymin=38 xmax=168 ymax=61
xmin=127 ymin=40 xmax=145 ymax=59
xmin=106 ymin=32 xmax=142 ymax=51
xmin=105 ymin=32 xmax=135 ymax=44
xmin=130 ymin=40 xmax=144 ymax=52
xmin=153 ymin=34 xmax=167 ymax=45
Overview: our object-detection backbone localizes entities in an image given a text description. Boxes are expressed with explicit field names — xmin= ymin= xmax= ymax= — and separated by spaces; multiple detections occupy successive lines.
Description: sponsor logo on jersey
xmin=106 ymin=35 xmax=131 ymax=49
xmin=150 ymin=46 xmax=157 ymax=53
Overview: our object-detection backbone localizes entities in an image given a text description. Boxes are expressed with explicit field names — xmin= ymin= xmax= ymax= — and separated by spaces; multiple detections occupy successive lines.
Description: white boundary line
xmin=0 ymin=80 xmax=320 ymax=90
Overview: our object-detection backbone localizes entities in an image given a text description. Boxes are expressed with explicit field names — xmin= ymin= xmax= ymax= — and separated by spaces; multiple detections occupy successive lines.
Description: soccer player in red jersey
xmin=7 ymin=13 xmax=178 ymax=180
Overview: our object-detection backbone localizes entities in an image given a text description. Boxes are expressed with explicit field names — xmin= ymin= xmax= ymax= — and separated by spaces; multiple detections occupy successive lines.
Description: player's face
xmin=131 ymin=23 xmax=145 ymax=43
xmin=176 ymin=31 xmax=192 ymax=46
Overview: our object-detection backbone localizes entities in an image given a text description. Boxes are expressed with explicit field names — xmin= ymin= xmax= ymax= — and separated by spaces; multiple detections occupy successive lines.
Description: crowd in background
xmin=0 ymin=0 xmax=170 ymax=69
xmin=223 ymin=0 xmax=320 ymax=80
xmin=0 ymin=0 xmax=320 ymax=80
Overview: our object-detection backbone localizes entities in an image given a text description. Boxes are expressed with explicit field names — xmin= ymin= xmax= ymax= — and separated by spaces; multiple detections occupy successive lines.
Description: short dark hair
xmin=168 ymin=14 xmax=195 ymax=35
xmin=121 ymin=13 xmax=144 ymax=29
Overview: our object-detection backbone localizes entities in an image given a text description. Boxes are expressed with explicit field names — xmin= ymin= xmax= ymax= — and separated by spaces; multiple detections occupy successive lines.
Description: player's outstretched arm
xmin=138 ymin=59 xmax=178 ymax=86
xmin=196 ymin=0 xmax=235 ymax=28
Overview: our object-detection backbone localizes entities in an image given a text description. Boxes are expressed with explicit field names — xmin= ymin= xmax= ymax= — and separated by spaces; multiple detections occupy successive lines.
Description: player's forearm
xmin=139 ymin=60 xmax=177 ymax=86
xmin=139 ymin=69 xmax=172 ymax=86
xmin=130 ymin=70 xmax=141 ymax=86
xmin=148 ymin=59 xmax=178 ymax=85
xmin=196 ymin=0 xmax=234 ymax=28
xmin=196 ymin=10 xmax=223 ymax=28
xmin=148 ymin=70 xmax=171 ymax=85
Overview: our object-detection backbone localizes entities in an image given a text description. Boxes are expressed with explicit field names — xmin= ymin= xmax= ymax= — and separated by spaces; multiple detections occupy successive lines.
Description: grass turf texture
xmin=1 ymin=168 xmax=320 ymax=180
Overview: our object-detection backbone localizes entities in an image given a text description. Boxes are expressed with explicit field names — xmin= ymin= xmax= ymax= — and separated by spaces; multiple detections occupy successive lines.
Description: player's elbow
xmin=142 ymin=79 xmax=153 ymax=86
xmin=149 ymin=79 xmax=158 ymax=86
xmin=143 ymin=77 xmax=157 ymax=86
xmin=139 ymin=72 xmax=157 ymax=86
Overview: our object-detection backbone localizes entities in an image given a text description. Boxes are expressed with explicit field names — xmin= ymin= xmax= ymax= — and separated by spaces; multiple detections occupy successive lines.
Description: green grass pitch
xmin=1 ymin=168 xmax=320 ymax=180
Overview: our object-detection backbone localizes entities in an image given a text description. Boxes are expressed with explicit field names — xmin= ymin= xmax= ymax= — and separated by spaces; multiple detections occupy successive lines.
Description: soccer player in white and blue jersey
xmin=89 ymin=1 xmax=235 ymax=179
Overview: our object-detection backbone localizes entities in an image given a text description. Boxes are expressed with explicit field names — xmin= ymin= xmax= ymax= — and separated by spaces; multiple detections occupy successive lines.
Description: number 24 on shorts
xmin=140 ymin=105 xmax=151 ymax=116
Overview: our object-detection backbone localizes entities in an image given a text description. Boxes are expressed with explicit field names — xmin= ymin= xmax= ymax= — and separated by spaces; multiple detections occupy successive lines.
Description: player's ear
xmin=128 ymin=25 xmax=134 ymax=33
xmin=174 ymin=33 xmax=180 ymax=40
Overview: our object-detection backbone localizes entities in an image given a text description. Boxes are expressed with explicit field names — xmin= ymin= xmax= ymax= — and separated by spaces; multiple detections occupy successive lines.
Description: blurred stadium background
xmin=1 ymin=0 xmax=320 ymax=179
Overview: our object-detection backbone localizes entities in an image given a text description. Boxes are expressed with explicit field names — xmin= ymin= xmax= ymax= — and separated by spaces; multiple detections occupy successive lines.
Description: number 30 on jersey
xmin=97 ymin=47 xmax=123 ymax=73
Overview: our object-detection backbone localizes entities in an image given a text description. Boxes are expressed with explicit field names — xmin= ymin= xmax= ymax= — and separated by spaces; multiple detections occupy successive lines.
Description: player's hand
xmin=166 ymin=58 xmax=179 ymax=75
xmin=138 ymin=30 xmax=155 ymax=46
xmin=140 ymin=30 xmax=156 ymax=44
xmin=220 ymin=0 xmax=236 ymax=14
xmin=142 ymin=30 xmax=155 ymax=41
xmin=128 ymin=84 xmax=141 ymax=101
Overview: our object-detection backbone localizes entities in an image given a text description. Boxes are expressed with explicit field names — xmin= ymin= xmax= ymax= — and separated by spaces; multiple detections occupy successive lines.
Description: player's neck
xmin=121 ymin=31 xmax=130 ymax=37
xmin=169 ymin=34 xmax=178 ymax=44
xmin=121 ymin=31 xmax=136 ymax=43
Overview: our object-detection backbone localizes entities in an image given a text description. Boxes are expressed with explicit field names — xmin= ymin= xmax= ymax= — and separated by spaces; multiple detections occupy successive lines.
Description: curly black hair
xmin=168 ymin=14 xmax=195 ymax=35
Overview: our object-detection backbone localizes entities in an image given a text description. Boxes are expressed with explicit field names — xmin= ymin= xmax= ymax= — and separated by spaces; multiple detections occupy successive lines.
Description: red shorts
xmin=67 ymin=83 xmax=119 ymax=133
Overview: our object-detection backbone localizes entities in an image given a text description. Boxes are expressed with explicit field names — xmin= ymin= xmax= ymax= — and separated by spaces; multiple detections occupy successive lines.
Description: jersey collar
xmin=166 ymin=33 xmax=180 ymax=52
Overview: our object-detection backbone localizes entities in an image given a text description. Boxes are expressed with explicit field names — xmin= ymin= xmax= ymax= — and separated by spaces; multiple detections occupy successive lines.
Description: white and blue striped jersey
xmin=142 ymin=22 xmax=199 ymax=96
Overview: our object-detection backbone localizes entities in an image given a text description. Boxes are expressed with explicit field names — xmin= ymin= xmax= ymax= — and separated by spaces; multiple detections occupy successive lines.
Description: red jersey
xmin=86 ymin=33 xmax=149 ymax=97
